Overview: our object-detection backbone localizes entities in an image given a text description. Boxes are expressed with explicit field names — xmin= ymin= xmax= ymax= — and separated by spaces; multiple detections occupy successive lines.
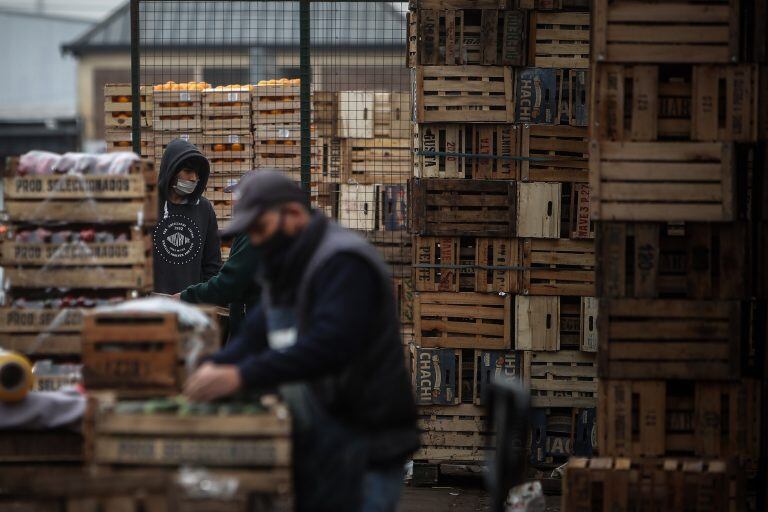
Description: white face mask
xmin=174 ymin=178 xmax=197 ymax=196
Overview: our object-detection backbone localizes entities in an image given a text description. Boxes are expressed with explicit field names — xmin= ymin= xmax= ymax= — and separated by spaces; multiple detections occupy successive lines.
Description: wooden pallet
xmin=522 ymin=238 xmax=595 ymax=296
xmin=105 ymin=128 xmax=155 ymax=159
xmin=597 ymin=221 xmax=750 ymax=299
xmin=414 ymin=66 xmax=515 ymax=123
xmin=412 ymin=8 xmax=528 ymax=66
xmin=598 ymin=299 xmax=745 ymax=380
xmin=598 ymin=379 xmax=761 ymax=461
xmin=410 ymin=178 xmax=516 ymax=236
xmin=202 ymin=88 xmax=252 ymax=134
xmin=415 ymin=292 xmax=512 ymax=349
xmin=590 ymin=141 xmax=736 ymax=221
xmin=564 ymin=458 xmax=743 ymax=512
xmin=524 ymin=350 xmax=597 ymax=408
xmin=520 ymin=125 xmax=589 ymax=183
xmin=82 ymin=310 xmax=219 ymax=395
xmin=414 ymin=404 xmax=493 ymax=463
xmin=152 ymin=90 xmax=202 ymax=131
xmin=104 ymin=84 xmax=153 ymax=129
xmin=3 ymin=158 xmax=158 ymax=225
xmin=201 ymin=134 xmax=254 ymax=174
xmin=515 ymin=295 xmax=560 ymax=351
xmin=594 ymin=64 xmax=759 ymax=142
xmin=529 ymin=11 xmax=589 ymax=68
xmin=90 ymin=401 xmax=291 ymax=468
xmin=342 ymin=138 xmax=411 ymax=184
xmin=413 ymin=236 xmax=521 ymax=293
xmin=252 ymin=84 xmax=300 ymax=125
xmin=593 ymin=0 xmax=740 ymax=63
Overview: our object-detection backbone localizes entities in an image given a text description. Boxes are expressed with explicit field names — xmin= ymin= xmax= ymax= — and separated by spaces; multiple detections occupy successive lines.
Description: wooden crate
xmin=394 ymin=275 xmax=415 ymax=327
xmin=202 ymin=88 xmax=252 ymax=134
xmin=379 ymin=184 xmax=408 ymax=231
xmin=529 ymin=11 xmax=589 ymax=68
xmin=252 ymin=84 xmax=300 ymax=125
xmin=313 ymin=91 xmax=337 ymax=137
xmin=530 ymin=407 xmax=596 ymax=466
xmin=590 ymin=141 xmax=736 ymax=221
xmin=597 ymin=299 xmax=746 ymax=380
xmin=201 ymin=134 xmax=254 ymax=174
xmin=153 ymin=90 xmax=202 ymax=131
xmin=515 ymin=295 xmax=560 ymax=351
xmin=567 ymin=183 xmax=593 ymax=239
xmin=82 ymin=310 xmax=219 ymax=394
xmin=415 ymin=292 xmax=512 ymax=349
xmin=339 ymin=183 xmax=379 ymax=231
xmin=473 ymin=349 xmax=522 ymax=405
xmin=472 ymin=124 xmax=521 ymax=180
xmin=597 ymin=222 xmax=751 ymax=299
xmin=374 ymin=92 xmax=411 ymax=139
xmin=411 ymin=346 xmax=462 ymax=405
xmin=153 ymin=132 xmax=205 ymax=171
xmin=342 ymin=138 xmax=411 ymax=184
xmin=594 ymin=64 xmax=759 ymax=142
xmin=1 ymin=237 xmax=152 ymax=291
xmin=316 ymin=137 xmax=344 ymax=182
xmin=412 ymin=8 xmax=528 ymax=66
xmin=522 ymin=238 xmax=596 ymax=296
xmin=105 ymin=128 xmax=155 ymax=160
xmin=338 ymin=91 xmax=374 ymax=138
xmin=514 ymin=68 xmax=589 ymax=126
xmin=364 ymin=230 xmax=412 ymax=278
xmin=598 ymin=379 xmax=761 ymax=461
xmin=3 ymin=158 xmax=158 ymax=225
xmin=520 ymin=125 xmax=589 ymax=183
xmin=90 ymin=401 xmax=291 ymax=468
xmin=413 ymin=66 xmax=515 ymax=123
xmin=524 ymin=350 xmax=597 ymax=408
xmin=413 ymin=236 xmax=521 ymax=293
xmin=564 ymin=458 xmax=743 ymax=512
xmin=580 ymin=297 xmax=598 ymax=352
xmin=410 ymin=178 xmax=516 ymax=236
xmin=104 ymin=84 xmax=153 ymax=128
xmin=0 ymin=430 xmax=83 ymax=462
xmin=593 ymin=0 xmax=740 ymax=63
xmin=0 ymin=308 xmax=84 ymax=358
xmin=413 ymin=123 xmax=470 ymax=179
xmin=414 ymin=404 xmax=492 ymax=463
xmin=556 ymin=296 xmax=599 ymax=352
xmin=516 ymin=182 xmax=561 ymax=238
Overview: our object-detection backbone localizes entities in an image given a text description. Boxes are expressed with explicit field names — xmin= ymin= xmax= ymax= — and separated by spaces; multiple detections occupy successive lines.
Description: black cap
xmin=220 ymin=170 xmax=305 ymax=237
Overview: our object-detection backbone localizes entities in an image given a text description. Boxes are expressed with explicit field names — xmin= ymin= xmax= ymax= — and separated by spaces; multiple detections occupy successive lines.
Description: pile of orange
xmin=153 ymin=81 xmax=211 ymax=91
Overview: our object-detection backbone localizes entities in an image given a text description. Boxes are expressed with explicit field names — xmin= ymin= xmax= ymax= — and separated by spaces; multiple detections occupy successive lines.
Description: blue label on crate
xmin=414 ymin=348 xmax=457 ymax=405
xmin=382 ymin=185 xmax=407 ymax=230
xmin=476 ymin=351 xmax=520 ymax=405
xmin=515 ymin=68 xmax=557 ymax=125
xmin=573 ymin=408 xmax=596 ymax=456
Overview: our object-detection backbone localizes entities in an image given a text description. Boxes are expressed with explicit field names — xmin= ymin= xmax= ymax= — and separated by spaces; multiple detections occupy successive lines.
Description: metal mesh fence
xmin=135 ymin=0 xmax=410 ymax=280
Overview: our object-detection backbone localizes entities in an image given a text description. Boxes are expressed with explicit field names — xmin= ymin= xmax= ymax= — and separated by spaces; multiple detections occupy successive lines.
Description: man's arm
xmin=181 ymin=235 xmax=260 ymax=306
xmin=235 ymin=253 xmax=380 ymax=389
xmin=201 ymin=201 xmax=222 ymax=281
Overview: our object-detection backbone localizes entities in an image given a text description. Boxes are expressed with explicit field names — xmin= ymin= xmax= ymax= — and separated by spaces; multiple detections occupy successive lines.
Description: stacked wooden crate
xmin=407 ymin=0 xmax=598 ymax=478
xmin=564 ymin=0 xmax=765 ymax=508
xmin=0 ymin=156 xmax=157 ymax=363
xmin=104 ymin=84 xmax=154 ymax=160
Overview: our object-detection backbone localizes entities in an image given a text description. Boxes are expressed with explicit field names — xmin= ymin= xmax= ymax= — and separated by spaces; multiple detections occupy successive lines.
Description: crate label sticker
xmin=179 ymin=92 xmax=191 ymax=101
xmin=415 ymin=348 xmax=455 ymax=405
xmin=515 ymin=68 xmax=557 ymax=124
xmin=227 ymin=92 xmax=240 ymax=102
xmin=277 ymin=128 xmax=291 ymax=139
xmin=227 ymin=134 xmax=240 ymax=144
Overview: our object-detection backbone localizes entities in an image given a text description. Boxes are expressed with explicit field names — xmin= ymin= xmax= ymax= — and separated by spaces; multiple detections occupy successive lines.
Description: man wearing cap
xmin=175 ymin=171 xmax=261 ymax=338
xmin=184 ymin=171 xmax=419 ymax=512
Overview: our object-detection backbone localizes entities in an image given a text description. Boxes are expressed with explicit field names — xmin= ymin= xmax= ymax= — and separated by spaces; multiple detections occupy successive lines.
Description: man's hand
xmin=171 ymin=293 xmax=181 ymax=300
xmin=184 ymin=362 xmax=242 ymax=402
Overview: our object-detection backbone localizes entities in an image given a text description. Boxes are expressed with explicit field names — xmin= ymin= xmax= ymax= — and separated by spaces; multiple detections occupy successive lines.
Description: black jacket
xmin=152 ymin=139 xmax=221 ymax=294
xmin=180 ymin=233 xmax=261 ymax=337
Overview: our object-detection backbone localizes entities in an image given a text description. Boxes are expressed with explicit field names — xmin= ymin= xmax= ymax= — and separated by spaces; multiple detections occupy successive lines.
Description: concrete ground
xmin=398 ymin=482 xmax=562 ymax=511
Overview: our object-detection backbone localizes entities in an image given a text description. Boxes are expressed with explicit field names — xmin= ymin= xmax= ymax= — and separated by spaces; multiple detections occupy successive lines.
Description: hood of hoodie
xmin=158 ymin=139 xmax=210 ymax=203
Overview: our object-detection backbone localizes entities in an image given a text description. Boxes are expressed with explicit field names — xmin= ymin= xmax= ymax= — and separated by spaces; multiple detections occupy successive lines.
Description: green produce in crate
xmin=112 ymin=394 xmax=267 ymax=415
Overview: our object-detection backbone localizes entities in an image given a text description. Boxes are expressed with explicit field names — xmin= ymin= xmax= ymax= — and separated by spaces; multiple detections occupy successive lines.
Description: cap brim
xmin=219 ymin=206 xmax=263 ymax=237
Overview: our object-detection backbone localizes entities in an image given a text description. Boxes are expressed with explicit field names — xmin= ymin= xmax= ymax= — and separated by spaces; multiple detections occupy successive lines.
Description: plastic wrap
xmin=17 ymin=151 xmax=139 ymax=176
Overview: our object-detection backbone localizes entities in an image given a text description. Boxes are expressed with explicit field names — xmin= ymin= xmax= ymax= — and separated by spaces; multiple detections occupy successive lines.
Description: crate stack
xmin=104 ymin=84 xmax=154 ymax=160
xmin=565 ymin=0 xmax=766 ymax=508
xmin=406 ymin=0 xmax=597 ymax=480
xmin=0 ymin=156 xmax=157 ymax=363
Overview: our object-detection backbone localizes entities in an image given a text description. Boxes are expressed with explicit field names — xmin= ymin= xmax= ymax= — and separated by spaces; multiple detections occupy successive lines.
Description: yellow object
xmin=0 ymin=350 xmax=33 ymax=402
